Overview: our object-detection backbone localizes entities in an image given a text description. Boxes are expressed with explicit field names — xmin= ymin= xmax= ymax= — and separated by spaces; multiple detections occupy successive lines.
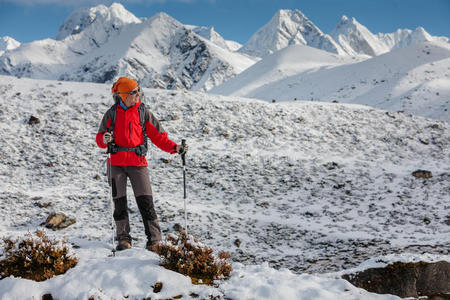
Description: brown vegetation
xmin=154 ymin=231 xmax=232 ymax=284
xmin=0 ymin=230 xmax=78 ymax=281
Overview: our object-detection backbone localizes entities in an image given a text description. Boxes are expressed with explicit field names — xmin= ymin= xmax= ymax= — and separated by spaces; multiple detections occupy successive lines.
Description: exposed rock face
xmin=342 ymin=261 xmax=450 ymax=298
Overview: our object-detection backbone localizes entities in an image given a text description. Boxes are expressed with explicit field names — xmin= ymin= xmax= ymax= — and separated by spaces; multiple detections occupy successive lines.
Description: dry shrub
xmin=0 ymin=230 xmax=78 ymax=281
xmin=154 ymin=231 xmax=232 ymax=284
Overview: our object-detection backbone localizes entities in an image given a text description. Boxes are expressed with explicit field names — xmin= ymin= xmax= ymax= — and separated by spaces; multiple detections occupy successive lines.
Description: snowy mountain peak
xmin=56 ymin=2 xmax=141 ymax=40
xmin=187 ymin=25 xmax=231 ymax=50
xmin=239 ymin=9 xmax=344 ymax=57
xmin=340 ymin=15 xmax=349 ymax=22
xmin=336 ymin=15 xmax=360 ymax=27
xmin=0 ymin=36 xmax=21 ymax=55
xmin=378 ymin=26 xmax=448 ymax=51
xmin=276 ymin=9 xmax=309 ymax=25
xmin=146 ymin=11 xmax=182 ymax=29
xmin=411 ymin=27 xmax=432 ymax=41
xmin=330 ymin=15 xmax=390 ymax=56
xmin=0 ymin=3 xmax=255 ymax=91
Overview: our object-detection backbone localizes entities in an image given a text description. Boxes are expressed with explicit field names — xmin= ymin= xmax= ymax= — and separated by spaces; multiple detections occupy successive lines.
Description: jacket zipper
xmin=129 ymin=122 xmax=131 ymax=139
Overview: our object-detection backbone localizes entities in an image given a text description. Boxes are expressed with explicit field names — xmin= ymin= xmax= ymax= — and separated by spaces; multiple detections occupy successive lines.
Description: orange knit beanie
xmin=111 ymin=77 xmax=138 ymax=101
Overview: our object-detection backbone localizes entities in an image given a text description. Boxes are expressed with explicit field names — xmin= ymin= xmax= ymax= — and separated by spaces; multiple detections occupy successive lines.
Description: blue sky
xmin=0 ymin=0 xmax=449 ymax=44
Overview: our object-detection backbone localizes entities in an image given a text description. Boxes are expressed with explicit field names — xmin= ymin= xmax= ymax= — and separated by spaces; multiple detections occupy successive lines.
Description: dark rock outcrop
xmin=342 ymin=261 xmax=450 ymax=298
xmin=28 ymin=116 xmax=40 ymax=125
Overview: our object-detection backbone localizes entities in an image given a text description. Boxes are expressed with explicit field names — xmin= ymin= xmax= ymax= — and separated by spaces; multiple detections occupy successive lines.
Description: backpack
xmin=107 ymin=94 xmax=148 ymax=156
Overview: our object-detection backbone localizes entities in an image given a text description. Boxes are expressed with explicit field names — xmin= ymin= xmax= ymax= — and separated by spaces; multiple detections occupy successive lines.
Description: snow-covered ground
xmin=211 ymin=41 xmax=450 ymax=122
xmin=0 ymin=75 xmax=449 ymax=299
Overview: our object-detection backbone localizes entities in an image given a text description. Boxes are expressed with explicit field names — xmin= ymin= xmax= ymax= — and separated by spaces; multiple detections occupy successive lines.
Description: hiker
xmin=96 ymin=76 xmax=188 ymax=251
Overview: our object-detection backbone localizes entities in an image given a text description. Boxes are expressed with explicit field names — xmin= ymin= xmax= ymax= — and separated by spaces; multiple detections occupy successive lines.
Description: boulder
xmin=342 ymin=261 xmax=450 ymax=298
xmin=43 ymin=213 xmax=76 ymax=230
xmin=412 ymin=169 xmax=433 ymax=179
xmin=28 ymin=115 xmax=40 ymax=125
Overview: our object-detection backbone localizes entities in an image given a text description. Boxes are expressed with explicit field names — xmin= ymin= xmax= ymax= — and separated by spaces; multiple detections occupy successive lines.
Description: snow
xmin=330 ymin=16 xmax=390 ymax=56
xmin=211 ymin=41 xmax=450 ymax=122
xmin=0 ymin=3 xmax=256 ymax=91
xmin=0 ymin=74 xmax=449 ymax=299
xmin=55 ymin=3 xmax=142 ymax=41
xmin=0 ymin=36 xmax=21 ymax=56
xmin=0 ymin=241 xmax=402 ymax=300
xmin=211 ymin=44 xmax=361 ymax=97
xmin=0 ymin=3 xmax=449 ymax=298
xmin=239 ymin=9 xmax=345 ymax=57
xmin=378 ymin=27 xmax=449 ymax=51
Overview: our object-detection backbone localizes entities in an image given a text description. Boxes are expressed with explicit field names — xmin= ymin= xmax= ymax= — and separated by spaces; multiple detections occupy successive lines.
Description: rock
xmin=43 ymin=212 xmax=76 ymax=230
xmin=28 ymin=115 xmax=40 ymax=125
xmin=173 ymin=223 xmax=182 ymax=232
xmin=34 ymin=202 xmax=52 ymax=208
xmin=342 ymin=261 xmax=450 ymax=298
xmin=153 ymin=281 xmax=163 ymax=293
xmin=234 ymin=239 xmax=241 ymax=248
xmin=42 ymin=294 xmax=53 ymax=300
xmin=257 ymin=201 xmax=270 ymax=208
xmin=419 ymin=138 xmax=430 ymax=145
xmin=324 ymin=162 xmax=339 ymax=170
xmin=160 ymin=158 xmax=172 ymax=164
xmin=412 ymin=169 xmax=433 ymax=179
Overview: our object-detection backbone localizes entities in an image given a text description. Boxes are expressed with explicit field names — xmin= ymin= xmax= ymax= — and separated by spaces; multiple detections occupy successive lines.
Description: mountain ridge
xmin=0 ymin=3 xmax=255 ymax=91
xmin=211 ymin=41 xmax=450 ymax=121
xmin=0 ymin=4 xmax=448 ymax=93
xmin=239 ymin=9 xmax=345 ymax=57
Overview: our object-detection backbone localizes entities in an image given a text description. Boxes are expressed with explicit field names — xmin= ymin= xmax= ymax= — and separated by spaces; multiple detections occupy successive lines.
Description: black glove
xmin=176 ymin=143 xmax=188 ymax=155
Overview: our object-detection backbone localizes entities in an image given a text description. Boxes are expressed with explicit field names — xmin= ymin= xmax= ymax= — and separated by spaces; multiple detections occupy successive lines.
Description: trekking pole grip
xmin=181 ymin=139 xmax=186 ymax=166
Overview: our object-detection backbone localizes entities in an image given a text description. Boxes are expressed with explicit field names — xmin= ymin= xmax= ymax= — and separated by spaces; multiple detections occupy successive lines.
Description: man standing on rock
xmin=96 ymin=76 xmax=188 ymax=251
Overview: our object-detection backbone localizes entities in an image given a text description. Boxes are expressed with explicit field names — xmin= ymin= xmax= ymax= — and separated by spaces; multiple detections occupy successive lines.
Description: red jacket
xmin=96 ymin=100 xmax=177 ymax=166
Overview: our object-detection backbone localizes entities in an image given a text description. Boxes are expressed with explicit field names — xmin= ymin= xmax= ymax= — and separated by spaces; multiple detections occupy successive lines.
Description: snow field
xmin=0 ymin=75 xmax=448 ymax=299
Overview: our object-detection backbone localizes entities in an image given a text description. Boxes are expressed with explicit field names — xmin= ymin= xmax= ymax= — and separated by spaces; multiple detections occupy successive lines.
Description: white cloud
xmin=0 ymin=0 xmax=196 ymax=6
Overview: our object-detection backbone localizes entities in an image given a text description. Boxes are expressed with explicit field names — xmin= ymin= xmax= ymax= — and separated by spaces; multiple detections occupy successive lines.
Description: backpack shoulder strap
xmin=106 ymin=104 xmax=117 ymax=132
xmin=138 ymin=103 xmax=148 ymax=139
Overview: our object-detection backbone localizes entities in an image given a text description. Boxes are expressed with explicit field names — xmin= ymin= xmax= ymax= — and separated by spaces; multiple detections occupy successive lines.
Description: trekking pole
xmin=107 ymin=139 xmax=116 ymax=257
xmin=181 ymin=139 xmax=187 ymax=236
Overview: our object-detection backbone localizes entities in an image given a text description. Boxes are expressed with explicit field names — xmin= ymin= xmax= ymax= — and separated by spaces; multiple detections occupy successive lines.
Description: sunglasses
xmin=119 ymin=87 xmax=140 ymax=95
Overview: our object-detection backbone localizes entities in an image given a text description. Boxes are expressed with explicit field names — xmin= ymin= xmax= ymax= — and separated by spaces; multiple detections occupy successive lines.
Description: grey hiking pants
xmin=110 ymin=165 xmax=162 ymax=244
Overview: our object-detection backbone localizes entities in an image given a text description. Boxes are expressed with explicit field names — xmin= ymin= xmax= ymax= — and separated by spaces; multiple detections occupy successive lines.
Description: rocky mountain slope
xmin=1 ymin=75 xmax=448 ymax=276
